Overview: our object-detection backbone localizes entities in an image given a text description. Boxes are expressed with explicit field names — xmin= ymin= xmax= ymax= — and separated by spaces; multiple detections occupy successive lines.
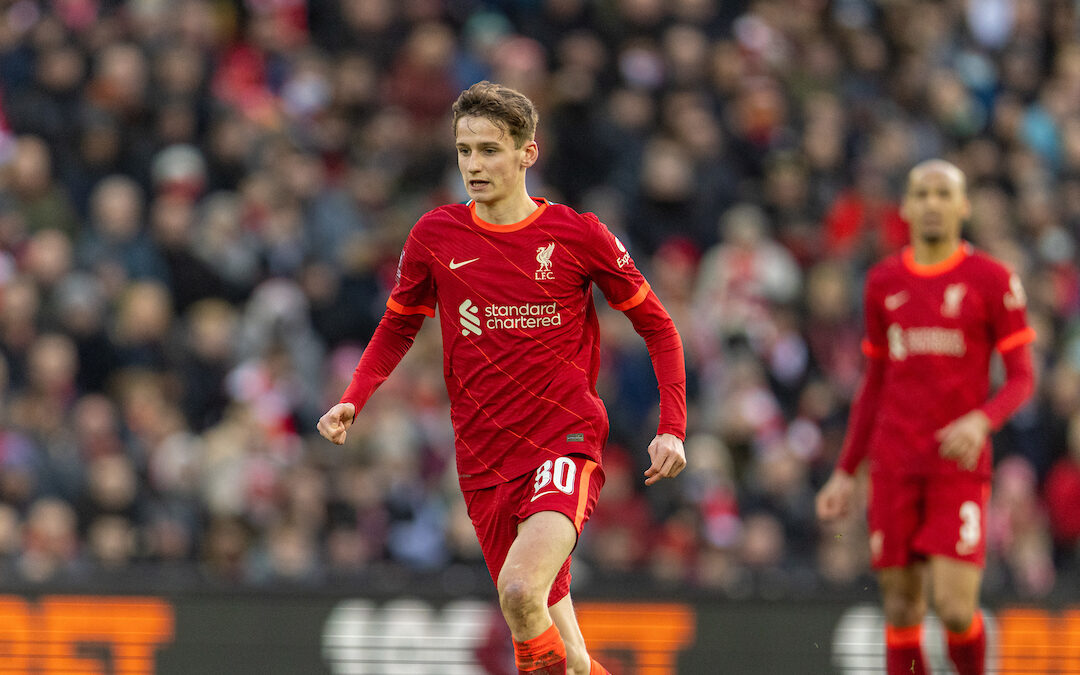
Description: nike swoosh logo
xmin=885 ymin=291 xmax=909 ymax=310
xmin=530 ymin=490 xmax=560 ymax=502
xmin=449 ymin=257 xmax=479 ymax=270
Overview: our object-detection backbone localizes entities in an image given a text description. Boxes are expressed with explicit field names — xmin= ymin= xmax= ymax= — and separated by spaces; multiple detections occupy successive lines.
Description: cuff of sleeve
xmin=837 ymin=457 xmax=860 ymax=476
xmin=977 ymin=406 xmax=1005 ymax=432
xmin=656 ymin=424 xmax=685 ymax=441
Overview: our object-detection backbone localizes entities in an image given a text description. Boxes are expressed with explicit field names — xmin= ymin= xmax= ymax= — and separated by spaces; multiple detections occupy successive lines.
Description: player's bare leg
xmin=928 ymin=555 xmax=981 ymax=631
xmin=931 ymin=556 xmax=986 ymax=675
xmin=878 ymin=563 xmax=930 ymax=674
xmin=879 ymin=563 xmax=928 ymax=627
xmin=498 ymin=511 xmax=577 ymax=673
xmin=549 ymin=593 xmax=601 ymax=675
xmin=499 ymin=511 xmax=576 ymax=637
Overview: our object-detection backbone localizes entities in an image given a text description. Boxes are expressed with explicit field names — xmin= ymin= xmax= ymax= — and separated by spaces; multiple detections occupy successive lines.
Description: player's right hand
xmin=317 ymin=403 xmax=357 ymax=445
xmin=644 ymin=433 xmax=687 ymax=486
xmin=815 ymin=470 xmax=855 ymax=522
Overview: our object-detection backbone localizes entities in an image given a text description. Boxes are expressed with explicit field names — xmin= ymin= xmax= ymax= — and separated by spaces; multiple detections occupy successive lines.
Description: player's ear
xmin=959 ymin=196 xmax=972 ymax=221
xmin=899 ymin=195 xmax=912 ymax=224
xmin=521 ymin=140 xmax=538 ymax=169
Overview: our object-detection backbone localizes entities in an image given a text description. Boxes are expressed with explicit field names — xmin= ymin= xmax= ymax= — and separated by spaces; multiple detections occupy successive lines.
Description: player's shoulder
xmin=537 ymin=200 xmax=611 ymax=242
xmin=866 ymin=250 xmax=906 ymax=283
xmin=542 ymin=200 xmax=602 ymax=226
xmin=964 ymin=246 xmax=1013 ymax=276
xmin=413 ymin=202 xmax=471 ymax=231
xmin=958 ymin=246 xmax=1018 ymax=292
xmin=404 ymin=203 xmax=471 ymax=245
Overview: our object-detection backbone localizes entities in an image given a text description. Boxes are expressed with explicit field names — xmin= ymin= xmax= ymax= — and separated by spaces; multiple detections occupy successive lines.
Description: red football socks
xmin=946 ymin=612 xmax=986 ymax=675
xmin=885 ymin=623 xmax=929 ymax=675
xmin=514 ymin=622 xmax=567 ymax=674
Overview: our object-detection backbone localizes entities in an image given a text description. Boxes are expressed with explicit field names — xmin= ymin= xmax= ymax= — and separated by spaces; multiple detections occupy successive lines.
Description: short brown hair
xmin=452 ymin=81 xmax=538 ymax=148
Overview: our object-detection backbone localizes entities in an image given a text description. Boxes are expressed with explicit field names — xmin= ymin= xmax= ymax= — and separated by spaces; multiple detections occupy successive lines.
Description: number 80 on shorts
xmin=534 ymin=457 xmax=578 ymax=496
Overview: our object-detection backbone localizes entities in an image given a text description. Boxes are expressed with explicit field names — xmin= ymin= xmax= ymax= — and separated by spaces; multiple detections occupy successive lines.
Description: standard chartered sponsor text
xmin=905 ymin=327 xmax=965 ymax=355
xmin=887 ymin=323 xmax=966 ymax=360
xmin=485 ymin=302 xmax=563 ymax=330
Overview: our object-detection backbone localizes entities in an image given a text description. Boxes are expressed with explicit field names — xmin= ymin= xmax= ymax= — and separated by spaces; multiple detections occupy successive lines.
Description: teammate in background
xmin=318 ymin=81 xmax=687 ymax=675
xmin=816 ymin=159 xmax=1036 ymax=675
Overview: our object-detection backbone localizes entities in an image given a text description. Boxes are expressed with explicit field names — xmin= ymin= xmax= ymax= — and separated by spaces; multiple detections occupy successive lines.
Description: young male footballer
xmin=319 ymin=81 xmax=686 ymax=675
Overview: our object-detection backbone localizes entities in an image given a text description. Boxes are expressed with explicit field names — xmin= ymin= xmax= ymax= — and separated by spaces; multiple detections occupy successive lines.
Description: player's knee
xmin=497 ymin=578 xmax=545 ymax=623
xmin=933 ymin=594 xmax=977 ymax=633
xmin=881 ymin=592 xmax=926 ymax=627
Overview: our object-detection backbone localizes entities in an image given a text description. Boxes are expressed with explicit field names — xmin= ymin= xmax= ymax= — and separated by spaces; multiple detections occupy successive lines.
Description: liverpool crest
xmin=535 ymin=242 xmax=555 ymax=280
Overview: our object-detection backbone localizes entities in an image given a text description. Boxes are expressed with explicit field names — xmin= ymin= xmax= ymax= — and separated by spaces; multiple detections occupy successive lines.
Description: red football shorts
xmin=463 ymin=454 xmax=605 ymax=606
xmin=868 ymin=471 xmax=990 ymax=569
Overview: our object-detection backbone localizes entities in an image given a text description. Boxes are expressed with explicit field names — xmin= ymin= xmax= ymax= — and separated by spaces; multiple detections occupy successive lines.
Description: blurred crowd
xmin=0 ymin=0 xmax=1078 ymax=601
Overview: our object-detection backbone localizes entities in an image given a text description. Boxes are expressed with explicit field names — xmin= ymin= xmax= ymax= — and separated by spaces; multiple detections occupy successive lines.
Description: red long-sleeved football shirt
xmin=838 ymin=244 xmax=1035 ymax=478
xmin=341 ymin=199 xmax=686 ymax=490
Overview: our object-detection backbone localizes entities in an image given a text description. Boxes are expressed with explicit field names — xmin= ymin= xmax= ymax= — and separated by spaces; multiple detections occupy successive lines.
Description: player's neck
xmin=911 ymin=238 xmax=961 ymax=266
xmin=473 ymin=189 xmax=537 ymax=225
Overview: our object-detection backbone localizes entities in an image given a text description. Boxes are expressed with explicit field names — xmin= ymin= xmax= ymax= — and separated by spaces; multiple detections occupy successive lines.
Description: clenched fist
xmin=317 ymin=403 xmax=356 ymax=445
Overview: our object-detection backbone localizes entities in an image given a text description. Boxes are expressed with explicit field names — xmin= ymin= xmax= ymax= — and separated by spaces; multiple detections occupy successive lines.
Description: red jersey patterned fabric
xmin=838 ymin=243 xmax=1034 ymax=479
xmin=378 ymin=198 xmax=672 ymax=491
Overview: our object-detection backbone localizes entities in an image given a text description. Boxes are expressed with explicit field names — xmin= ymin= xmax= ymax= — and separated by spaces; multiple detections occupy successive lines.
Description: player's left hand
xmin=936 ymin=410 xmax=991 ymax=471
xmin=644 ymin=433 xmax=686 ymax=486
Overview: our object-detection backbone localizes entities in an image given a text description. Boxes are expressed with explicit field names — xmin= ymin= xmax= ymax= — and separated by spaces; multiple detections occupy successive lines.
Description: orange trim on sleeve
xmin=609 ymin=282 xmax=651 ymax=312
xmin=997 ymin=326 xmax=1036 ymax=353
xmin=573 ymin=460 xmax=598 ymax=531
xmin=861 ymin=339 xmax=886 ymax=359
xmin=386 ymin=297 xmax=435 ymax=317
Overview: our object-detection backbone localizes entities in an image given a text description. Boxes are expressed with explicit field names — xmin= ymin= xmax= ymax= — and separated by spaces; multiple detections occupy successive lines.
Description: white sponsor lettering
xmin=484 ymin=302 xmax=562 ymax=330
xmin=886 ymin=324 xmax=966 ymax=360
xmin=458 ymin=299 xmax=564 ymax=333
xmin=615 ymin=237 xmax=632 ymax=268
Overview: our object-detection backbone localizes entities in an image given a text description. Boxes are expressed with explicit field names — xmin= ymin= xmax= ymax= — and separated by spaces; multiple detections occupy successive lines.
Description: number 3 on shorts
xmin=534 ymin=457 xmax=577 ymax=495
xmin=957 ymin=500 xmax=981 ymax=555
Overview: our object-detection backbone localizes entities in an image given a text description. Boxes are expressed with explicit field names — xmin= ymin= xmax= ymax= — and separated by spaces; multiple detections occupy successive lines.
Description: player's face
xmin=901 ymin=167 xmax=971 ymax=246
xmin=455 ymin=115 xmax=536 ymax=206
